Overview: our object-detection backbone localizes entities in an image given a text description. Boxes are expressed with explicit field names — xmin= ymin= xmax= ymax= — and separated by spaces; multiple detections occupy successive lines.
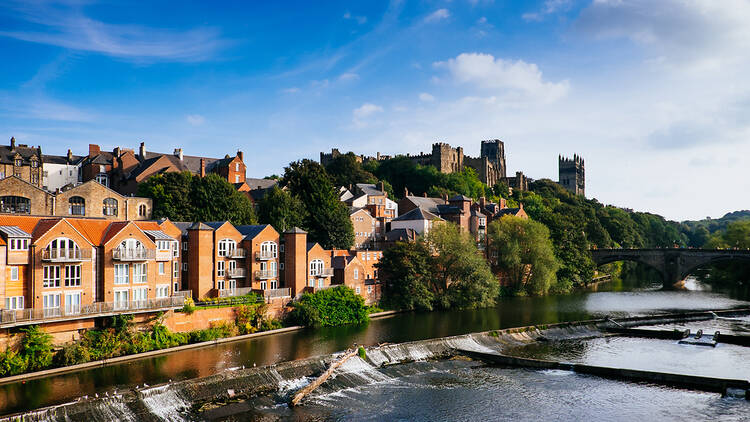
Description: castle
xmin=321 ymin=140 xmax=517 ymax=188
xmin=558 ymin=154 xmax=585 ymax=196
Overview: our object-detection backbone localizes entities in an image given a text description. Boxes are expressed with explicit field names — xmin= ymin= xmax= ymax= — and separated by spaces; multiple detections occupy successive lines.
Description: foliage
xmin=257 ymin=185 xmax=308 ymax=233
xmin=235 ymin=303 xmax=268 ymax=334
xmin=487 ymin=216 xmax=561 ymax=295
xmin=182 ymin=297 xmax=196 ymax=314
xmin=138 ymin=171 xmax=257 ymax=225
xmin=377 ymin=241 xmax=435 ymax=311
xmin=379 ymin=224 xmax=497 ymax=311
xmin=0 ymin=349 xmax=27 ymax=376
xmin=325 ymin=152 xmax=378 ymax=187
xmin=19 ymin=326 xmax=54 ymax=372
xmin=281 ymin=159 xmax=354 ymax=249
xmin=287 ymin=286 xmax=369 ymax=327
xmin=358 ymin=346 xmax=367 ymax=360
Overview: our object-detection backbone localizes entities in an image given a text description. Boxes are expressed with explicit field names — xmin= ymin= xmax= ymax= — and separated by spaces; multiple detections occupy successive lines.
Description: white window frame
xmin=356 ymin=286 xmax=361 ymax=294
xmin=354 ymin=269 xmax=359 ymax=279
xmin=260 ymin=241 xmax=277 ymax=258
xmin=309 ymin=259 xmax=324 ymax=276
xmin=9 ymin=238 xmax=29 ymax=251
xmin=64 ymin=264 xmax=81 ymax=287
xmin=217 ymin=279 xmax=225 ymax=290
xmin=114 ymin=289 xmax=129 ymax=310
xmin=43 ymin=265 xmax=60 ymax=288
xmin=4 ymin=296 xmax=24 ymax=310
xmin=173 ymin=261 xmax=179 ymax=278
xmin=114 ymin=263 xmax=129 ymax=285
xmin=43 ymin=293 xmax=61 ymax=315
xmin=183 ymin=263 xmax=188 ymax=271
xmin=270 ymin=280 xmax=278 ymax=289
xmin=260 ymin=280 xmax=267 ymax=290
xmin=156 ymin=284 xmax=169 ymax=298
xmin=10 ymin=266 xmax=19 ymax=281
xmin=158 ymin=262 xmax=165 ymax=275
xmin=133 ymin=263 xmax=147 ymax=284
xmin=217 ymin=261 xmax=225 ymax=277
xmin=64 ymin=291 xmax=82 ymax=314
xmin=133 ymin=287 xmax=148 ymax=303
xmin=218 ymin=239 xmax=236 ymax=257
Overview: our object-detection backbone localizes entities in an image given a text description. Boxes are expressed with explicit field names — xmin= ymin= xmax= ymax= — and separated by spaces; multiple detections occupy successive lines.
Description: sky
xmin=1 ymin=0 xmax=749 ymax=222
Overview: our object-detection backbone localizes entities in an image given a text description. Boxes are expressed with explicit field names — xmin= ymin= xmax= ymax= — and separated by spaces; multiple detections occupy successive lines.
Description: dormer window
xmin=9 ymin=238 xmax=29 ymax=251
xmin=31 ymin=160 xmax=38 ymax=168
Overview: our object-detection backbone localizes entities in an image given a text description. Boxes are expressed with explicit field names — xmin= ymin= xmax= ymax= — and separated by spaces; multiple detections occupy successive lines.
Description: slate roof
xmin=203 ymin=221 xmax=229 ymax=230
xmin=401 ymin=196 xmax=444 ymax=214
xmin=436 ymin=204 xmax=462 ymax=215
xmin=246 ymin=178 xmax=278 ymax=190
xmin=285 ymin=227 xmax=307 ymax=234
xmin=188 ymin=222 xmax=214 ymax=231
xmin=355 ymin=183 xmax=384 ymax=196
xmin=393 ymin=208 xmax=442 ymax=222
xmin=144 ymin=151 xmax=219 ymax=175
xmin=0 ymin=143 xmax=41 ymax=165
xmin=0 ymin=225 xmax=31 ymax=238
xmin=172 ymin=222 xmax=193 ymax=235
xmin=384 ymin=228 xmax=418 ymax=242
xmin=42 ymin=154 xmax=84 ymax=165
xmin=235 ymin=224 xmax=269 ymax=240
xmin=449 ymin=194 xmax=472 ymax=202
xmin=495 ymin=207 xmax=522 ymax=217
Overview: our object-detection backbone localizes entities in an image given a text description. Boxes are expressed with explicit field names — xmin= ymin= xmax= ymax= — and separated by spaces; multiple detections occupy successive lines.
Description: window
xmin=9 ymin=238 xmax=29 ymax=251
xmin=65 ymin=292 xmax=81 ymax=314
xmin=260 ymin=280 xmax=267 ymax=290
xmin=138 ymin=204 xmax=148 ymax=217
xmin=270 ymin=280 xmax=278 ymax=289
xmin=14 ymin=159 xmax=22 ymax=167
xmin=217 ymin=279 xmax=225 ymax=290
xmin=133 ymin=287 xmax=148 ymax=303
xmin=95 ymin=173 xmax=109 ymax=187
xmin=65 ymin=265 xmax=81 ymax=287
xmin=235 ymin=163 xmax=240 ymax=171
xmin=354 ymin=269 xmax=359 ymax=279
xmin=280 ymin=244 xmax=284 ymax=253
xmin=31 ymin=174 xmax=39 ymax=185
xmin=173 ymin=243 xmax=179 ymax=257
xmin=5 ymin=296 xmax=23 ymax=310
xmin=0 ymin=171 xmax=4 ymax=179
xmin=68 ymin=196 xmax=85 ymax=215
xmin=182 ymin=242 xmax=188 ymax=250
xmin=356 ymin=286 xmax=361 ymax=294
xmin=317 ymin=279 xmax=324 ymax=288
xmin=235 ymin=175 xmax=240 ymax=183
xmin=114 ymin=290 xmax=129 ymax=310
xmin=114 ymin=264 xmax=129 ymax=284
xmin=183 ymin=263 xmax=188 ymax=271
xmin=116 ymin=238 xmax=145 ymax=260
xmin=309 ymin=279 xmax=314 ymax=287
xmin=173 ymin=261 xmax=179 ymax=278
xmin=280 ymin=262 xmax=285 ymax=270
xmin=133 ymin=263 xmax=147 ymax=283
xmin=43 ymin=266 xmax=60 ymax=288
xmin=99 ymin=165 xmax=106 ymax=173
xmin=43 ymin=293 xmax=61 ymax=316
xmin=218 ymin=239 xmax=236 ymax=257
xmin=367 ymin=285 xmax=373 ymax=294
xmin=260 ymin=241 xmax=277 ymax=258
xmin=309 ymin=259 xmax=324 ymax=276
xmin=156 ymin=284 xmax=169 ymax=298
xmin=103 ymin=198 xmax=118 ymax=216
xmin=228 ymin=279 xmax=237 ymax=291
xmin=159 ymin=262 xmax=165 ymax=275
xmin=47 ymin=237 xmax=80 ymax=260
xmin=217 ymin=261 xmax=225 ymax=277
xmin=228 ymin=259 xmax=236 ymax=275
xmin=0 ymin=196 xmax=30 ymax=214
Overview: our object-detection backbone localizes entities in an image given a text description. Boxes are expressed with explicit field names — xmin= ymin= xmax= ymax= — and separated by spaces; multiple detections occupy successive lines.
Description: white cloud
xmin=353 ymin=103 xmax=383 ymax=119
xmin=186 ymin=114 xmax=206 ymax=126
xmin=0 ymin=1 xmax=226 ymax=62
xmin=477 ymin=16 xmax=488 ymax=24
xmin=523 ymin=0 xmax=571 ymax=21
xmin=424 ymin=9 xmax=450 ymax=23
xmin=436 ymin=52 xmax=569 ymax=102
xmin=339 ymin=73 xmax=360 ymax=81
xmin=419 ymin=92 xmax=435 ymax=102
xmin=282 ymin=87 xmax=300 ymax=94
xmin=343 ymin=11 xmax=367 ymax=24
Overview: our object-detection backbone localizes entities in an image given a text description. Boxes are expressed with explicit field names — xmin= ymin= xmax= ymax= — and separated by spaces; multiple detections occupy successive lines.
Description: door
xmin=65 ymin=292 xmax=81 ymax=314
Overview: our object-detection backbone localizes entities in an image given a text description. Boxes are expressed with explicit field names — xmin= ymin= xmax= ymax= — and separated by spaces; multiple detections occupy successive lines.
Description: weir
xmin=3 ymin=309 xmax=750 ymax=420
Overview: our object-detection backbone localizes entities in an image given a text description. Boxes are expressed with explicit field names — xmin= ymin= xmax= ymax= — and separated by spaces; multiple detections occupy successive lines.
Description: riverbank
xmin=6 ymin=309 xmax=748 ymax=421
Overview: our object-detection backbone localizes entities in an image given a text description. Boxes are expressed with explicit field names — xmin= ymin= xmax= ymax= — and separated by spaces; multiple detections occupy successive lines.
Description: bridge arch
xmin=678 ymin=254 xmax=750 ymax=281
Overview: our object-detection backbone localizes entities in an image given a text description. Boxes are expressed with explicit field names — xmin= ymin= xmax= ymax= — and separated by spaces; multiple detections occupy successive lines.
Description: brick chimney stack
xmin=174 ymin=148 xmax=183 ymax=161
xmin=88 ymin=144 xmax=100 ymax=158
xmin=9 ymin=137 xmax=15 ymax=149
xmin=200 ymin=158 xmax=206 ymax=177
xmin=237 ymin=150 xmax=243 ymax=161
xmin=139 ymin=142 xmax=146 ymax=160
xmin=479 ymin=196 xmax=486 ymax=210
xmin=379 ymin=181 xmax=385 ymax=194
xmin=67 ymin=149 xmax=73 ymax=162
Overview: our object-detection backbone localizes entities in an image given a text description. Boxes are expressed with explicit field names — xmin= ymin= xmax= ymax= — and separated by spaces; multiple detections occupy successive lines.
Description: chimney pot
xmin=174 ymin=148 xmax=183 ymax=161
xmin=9 ymin=137 xmax=15 ymax=149
xmin=67 ymin=149 xmax=73 ymax=162
xmin=237 ymin=150 xmax=243 ymax=161
xmin=139 ymin=142 xmax=146 ymax=159
xmin=200 ymin=158 xmax=206 ymax=177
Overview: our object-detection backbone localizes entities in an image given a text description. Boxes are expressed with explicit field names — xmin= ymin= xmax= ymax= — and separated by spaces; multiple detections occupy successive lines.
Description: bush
xmin=54 ymin=342 xmax=92 ymax=366
xmin=0 ymin=349 xmax=27 ymax=376
xmin=188 ymin=323 xmax=235 ymax=343
xmin=358 ymin=346 xmax=367 ymax=360
xmin=235 ymin=303 xmax=267 ymax=334
xmin=182 ymin=297 xmax=196 ymax=314
xmin=287 ymin=286 xmax=369 ymax=327
xmin=19 ymin=326 xmax=54 ymax=372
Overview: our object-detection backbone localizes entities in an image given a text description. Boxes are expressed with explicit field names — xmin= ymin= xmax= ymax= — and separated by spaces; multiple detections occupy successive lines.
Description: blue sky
xmin=1 ymin=0 xmax=749 ymax=221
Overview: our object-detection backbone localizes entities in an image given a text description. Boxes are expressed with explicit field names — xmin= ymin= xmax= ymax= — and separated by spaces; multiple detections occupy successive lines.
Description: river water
xmin=2 ymin=275 xmax=750 ymax=417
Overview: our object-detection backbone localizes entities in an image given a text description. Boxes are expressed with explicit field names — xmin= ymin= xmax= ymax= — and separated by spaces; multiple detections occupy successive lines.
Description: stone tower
xmin=558 ymin=154 xmax=585 ymax=196
xmin=480 ymin=139 xmax=507 ymax=179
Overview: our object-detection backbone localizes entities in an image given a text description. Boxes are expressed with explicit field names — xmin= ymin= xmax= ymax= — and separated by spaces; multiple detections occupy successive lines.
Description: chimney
xmin=480 ymin=196 xmax=486 ymax=209
xmin=139 ymin=142 xmax=146 ymax=159
xmin=237 ymin=150 xmax=243 ymax=162
xmin=88 ymin=144 xmax=100 ymax=158
xmin=404 ymin=187 xmax=409 ymax=197
xmin=66 ymin=149 xmax=73 ymax=163
xmin=113 ymin=147 xmax=121 ymax=157
xmin=379 ymin=181 xmax=385 ymax=194
xmin=200 ymin=158 xmax=206 ymax=177
xmin=9 ymin=137 xmax=15 ymax=149
xmin=174 ymin=148 xmax=183 ymax=161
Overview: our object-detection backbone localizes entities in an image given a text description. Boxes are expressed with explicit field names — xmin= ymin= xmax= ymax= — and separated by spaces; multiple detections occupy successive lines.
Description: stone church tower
xmin=558 ymin=154 xmax=585 ymax=196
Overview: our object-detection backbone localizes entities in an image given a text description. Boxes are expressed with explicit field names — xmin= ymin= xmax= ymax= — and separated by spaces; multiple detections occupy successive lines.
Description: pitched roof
xmin=143 ymin=229 xmax=176 ymax=241
xmin=449 ymin=194 xmax=472 ymax=202
xmin=393 ymin=207 xmax=442 ymax=222
xmin=42 ymin=154 xmax=84 ymax=165
xmin=172 ymin=222 xmax=193 ymax=235
xmin=495 ymin=207 xmax=522 ymax=217
xmin=101 ymin=221 xmax=130 ymax=244
xmin=355 ymin=183 xmax=384 ymax=196
xmin=285 ymin=227 xmax=307 ymax=234
xmin=0 ymin=225 xmax=31 ymax=238
xmin=235 ymin=224 xmax=270 ymax=240
xmin=0 ymin=215 xmax=43 ymax=236
xmin=133 ymin=221 xmax=162 ymax=231
xmin=66 ymin=218 xmax=112 ymax=245
xmin=144 ymin=151 xmax=219 ymax=175
xmin=0 ymin=143 xmax=41 ymax=165
xmin=384 ymin=228 xmax=418 ymax=242
xmin=402 ymin=195 xmax=444 ymax=214
xmin=245 ymin=178 xmax=277 ymax=190
xmin=188 ymin=222 xmax=214 ymax=231
xmin=436 ymin=204 xmax=462 ymax=215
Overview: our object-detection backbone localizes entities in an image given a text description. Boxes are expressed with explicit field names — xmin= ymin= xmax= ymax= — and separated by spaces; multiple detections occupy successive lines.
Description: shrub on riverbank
xmin=287 ymin=286 xmax=369 ymax=327
xmin=0 ymin=305 xmax=282 ymax=377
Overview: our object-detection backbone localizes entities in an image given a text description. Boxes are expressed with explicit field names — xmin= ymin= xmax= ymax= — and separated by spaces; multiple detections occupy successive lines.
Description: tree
xmin=377 ymin=241 xmax=435 ymax=311
xmin=325 ymin=152 xmax=377 ymax=187
xmin=488 ymin=216 xmax=560 ymax=295
xmin=287 ymin=286 xmax=369 ymax=327
xmin=281 ymin=160 xmax=354 ymax=249
xmin=257 ymin=186 xmax=307 ymax=233
xmin=138 ymin=172 xmax=257 ymax=224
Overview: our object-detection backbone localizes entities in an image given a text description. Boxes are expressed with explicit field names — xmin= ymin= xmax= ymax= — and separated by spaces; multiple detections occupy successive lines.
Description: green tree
xmin=325 ymin=152 xmax=377 ymax=187
xmin=287 ymin=286 xmax=369 ymax=327
xmin=377 ymin=241 xmax=435 ymax=311
xmin=424 ymin=223 xmax=498 ymax=309
xmin=257 ymin=186 xmax=308 ymax=233
xmin=19 ymin=326 xmax=54 ymax=372
xmin=281 ymin=160 xmax=354 ymax=249
xmin=488 ymin=216 xmax=560 ymax=295
xmin=137 ymin=171 xmax=194 ymax=221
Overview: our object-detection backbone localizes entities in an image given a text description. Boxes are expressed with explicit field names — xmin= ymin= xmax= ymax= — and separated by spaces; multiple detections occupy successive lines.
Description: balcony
xmin=261 ymin=287 xmax=291 ymax=299
xmin=227 ymin=267 xmax=247 ymax=278
xmin=311 ymin=268 xmax=334 ymax=277
xmin=255 ymin=269 xmax=278 ymax=280
xmin=42 ymin=248 xmax=91 ymax=262
xmin=155 ymin=250 xmax=173 ymax=261
xmin=230 ymin=248 xmax=247 ymax=259
xmin=255 ymin=251 xmax=276 ymax=261
xmin=113 ymin=248 xmax=155 ymax=261
xmin=0 ymin=296 xmax=184 ymax=328
xmin=218 ymin=287 xmax=255 ymax=298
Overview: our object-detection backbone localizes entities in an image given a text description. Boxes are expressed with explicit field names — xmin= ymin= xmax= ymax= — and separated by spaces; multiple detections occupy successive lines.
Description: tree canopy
xmin=256 ymin=185 xmax=307 ymax=233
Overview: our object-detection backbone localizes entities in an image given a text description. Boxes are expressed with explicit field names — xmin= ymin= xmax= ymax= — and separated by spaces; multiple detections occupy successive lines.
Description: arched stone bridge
xmin=590 ymin=248 xmax=750 ymax=288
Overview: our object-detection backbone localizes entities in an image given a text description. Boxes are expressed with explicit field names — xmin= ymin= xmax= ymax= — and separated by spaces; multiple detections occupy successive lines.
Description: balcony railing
xmin=155 ymin=250 xmax=173 ymax=261
xmin=261 ymin=287 xmax=291 ymax=299
xmin=230 ymin=249 xmax=247 ymax=258
xmin=255 ymin=251 xmax=276 ymax=261
xmin=255 ymin=269 xmax=278 ymax=280
xmin=227 ymin=268 xmax=247 ymax=278
xmin=42 ymin=248 xmax=92 ymax=262
xmin=218 ymin=287 xmax=255 ymax=298
xmin=113 ymin=248 xmax=155 ymax=261
xmin=310 ymin=268 xmax=334 ymax=277
xmin=173 ymin=290 xmax=192 ymax=299
xmin=0 ymin=296 xmax=184 ymax=327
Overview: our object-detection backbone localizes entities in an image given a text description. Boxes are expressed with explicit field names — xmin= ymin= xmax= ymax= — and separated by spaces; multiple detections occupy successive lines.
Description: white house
xmin=390 ymin=207 xmax=444 ymax=236
xmin=43 ymin=151 xmax=83 ymax=191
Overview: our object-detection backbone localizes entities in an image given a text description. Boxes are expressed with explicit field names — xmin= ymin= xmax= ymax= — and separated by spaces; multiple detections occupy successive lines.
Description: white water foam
xmin=278 ymin=376 xmax=311 ymax=392
xmin=446 ymin=335 xmax=496 ymax=353
xmin=139 ymin=384 xmax=190 ymax=422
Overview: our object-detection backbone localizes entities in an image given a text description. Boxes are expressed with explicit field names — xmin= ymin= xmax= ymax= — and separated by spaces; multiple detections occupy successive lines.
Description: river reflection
xmin=1 ymin=276 xmax=748 ymax=415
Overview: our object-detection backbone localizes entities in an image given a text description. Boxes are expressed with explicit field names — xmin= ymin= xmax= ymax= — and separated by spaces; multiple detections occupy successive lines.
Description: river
xmin=1 ymin=274 xmax=749 ymax=416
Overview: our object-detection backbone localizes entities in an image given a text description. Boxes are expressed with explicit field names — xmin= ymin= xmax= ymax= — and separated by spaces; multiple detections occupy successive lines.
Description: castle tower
xmin=558 ymin=154 xmax=585 ymax=196
xmin=480 ymin=140 xmax=506 ymax=179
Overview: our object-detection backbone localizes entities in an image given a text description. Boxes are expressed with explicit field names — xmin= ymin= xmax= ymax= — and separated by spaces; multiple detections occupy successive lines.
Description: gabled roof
xmin=188 ymin=222 xmax=214 ymax=231
xmin=355 ymin=183 xmax=384 ymax=196
xmin=449 ymin=194 xmax=472 ymax=202
xmin=42 ymin=154 xmax=84 ymax=165
xmin=393 ymin=207 xmax=442 ymax=222
xmin=235 ymin=224 xmax=273 ymax=240
xmin=246 ymin=178 xmax=277 ymax=190
xmin=436 ymin=204 xmax=462 ymax=215
xmin=384 ymin=228 xmax=418 ymax=242
xmin=60 ymin=179 xmax=126 ymax=199
xmin=143 ymin=230 xmax=176 ymax=241
xmin=66 ymin=218 xmax=112 ymax=245
xmin=0 ymin=215 xmax=43 ymax=235
xmin=401 ymin=195 xmax=444 ymax=214
xmin=0 ymin=225 xmax=31 ymax=238
xmin=285 ymin=227 xmax=307 ymax=234
xmin=332 ymin=254 xmax=361 ymax=269
xmin=144 ymin=151 xmax=219 ymax=175
xmin=101 ymin=221 xmax=130 ymax=245
xmin=0 ymin=143 xmax=41 ymax=165
xmin=349 ymin=207 xmax=373 ymax=217
xmin=172 ymin=222 xmax=193 ymax=235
